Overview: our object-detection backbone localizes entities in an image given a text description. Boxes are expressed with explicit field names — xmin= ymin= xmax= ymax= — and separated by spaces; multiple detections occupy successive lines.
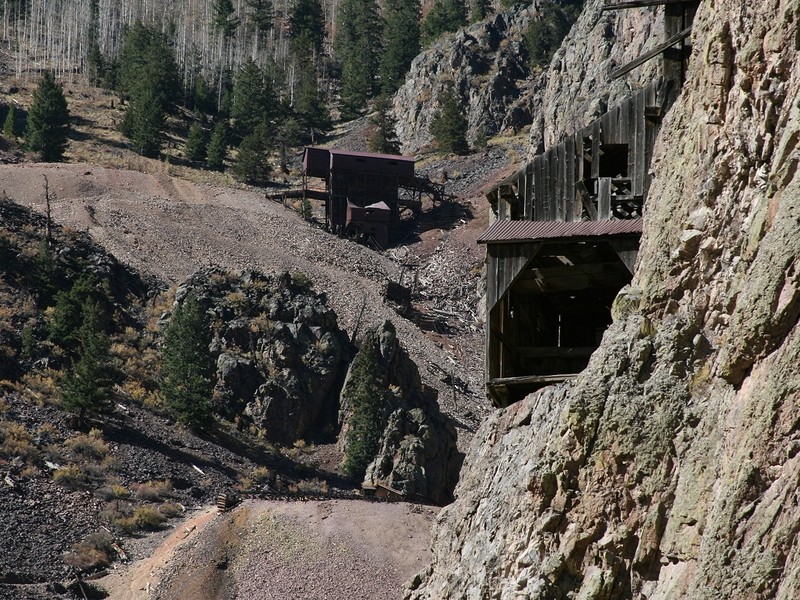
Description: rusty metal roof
xmin=477 ymin=219 xmax=643 ymax=244
xmin=328 ymin=148 xmax=415 ymax=163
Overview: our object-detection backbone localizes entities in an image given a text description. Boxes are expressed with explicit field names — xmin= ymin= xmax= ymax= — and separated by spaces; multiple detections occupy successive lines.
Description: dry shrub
xmin=132 ymin=479 xmax=173 ymax=502
xmin=53 ymin=464 xmax=90 ymax=490
xmin=239 ymin=465 xmax=274 ymax=491
xmin=96 ymin=483 xmax=130 ymax=500
xmin=292 ymin=478 xmax=330 ymax=495
xmin=158 ymin=502 xmax=184 ymax=518
xmin=65 ymin=428 xmax=109 ymax=460
xmin=0 ymin=421 xmax=39 ymax=462
xmin=114 ymin=506 xmax=166 ymax=533
xmin=20 ymin=370 xmax=60 ymax=404
xmin=64 ymin=531 xmax=115 ymax=572
xmin=36 ymin=422 xmax=59 ymax=444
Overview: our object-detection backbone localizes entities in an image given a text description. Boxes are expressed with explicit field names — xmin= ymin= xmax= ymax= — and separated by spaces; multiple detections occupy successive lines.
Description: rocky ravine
xmin=408 ymin=1 xmax=800 ymax=599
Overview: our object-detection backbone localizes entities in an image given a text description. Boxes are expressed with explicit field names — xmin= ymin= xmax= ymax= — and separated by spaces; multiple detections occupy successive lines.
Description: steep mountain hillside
xmin=408 ymin=0 xmax=800 ymax=598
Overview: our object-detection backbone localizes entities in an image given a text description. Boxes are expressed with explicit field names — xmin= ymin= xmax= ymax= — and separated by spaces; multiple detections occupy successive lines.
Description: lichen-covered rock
xmin=339 ymin=320 xmax=462 ymax=504
xmin=407 ymin=0 xmax=800 ymax=597
xmin=175 ymin=268 xmax=351 ymax=445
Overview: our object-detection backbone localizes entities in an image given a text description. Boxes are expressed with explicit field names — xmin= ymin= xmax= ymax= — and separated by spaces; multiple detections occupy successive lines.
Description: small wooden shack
xmin=481 ymin=0 xmax=698 ymax=407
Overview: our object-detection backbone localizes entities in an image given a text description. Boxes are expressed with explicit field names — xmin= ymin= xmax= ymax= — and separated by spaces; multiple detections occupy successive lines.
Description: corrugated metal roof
xmin=477 ymin=219 xmax=643 ymax=244
xmin=328 ymin=148 xmax=415 ymax=163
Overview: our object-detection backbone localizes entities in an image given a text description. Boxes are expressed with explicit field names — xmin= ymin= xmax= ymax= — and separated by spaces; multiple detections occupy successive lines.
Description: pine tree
xmin=3 ymin=104 xmax=17 ymax=138
xmin=379 ymin=0 xmax=420 ymax=95
xmin=368 ymin=95 xmax=400 ymax=155
xmin=341 ymin=341 xmax=384 ymax=479
xmin=232 ymin=123 xmax=271 ymax=184
xmin=185 ymin=123 xmax=208 ymax=162
xmin=421 ymin=0 xmax=467 ymax=44
xmin=430 ymin=83 xmax=469 ymax=155
xmin=26 ymin=71 xmax=70 ymax=162
xmin=126 ymin=87 xmax=166 ymax=158
xmin=290 ymin=0 xmax=325 ymax=54
xmin=336 ymin=0 xmax=382 ymax=120
xmin=246 ymin=0 xmax=274 ymax=35
xmin=232 ymin=59 xmax=274 ymax=142
xmin=206 ymin=120 xmax=228 ymax=171
xmin=60 ymin=301 xmax=114 ymax=426
xmin=293 ymin=57 xmax=331 ymax=137
xmin=213 ymin=0 xmax=239 ymax=40
xmin=118 ymin=24 xmax=179 ymax=157
xmin=161 ymin=294 xmax=215 ymax=431
xmin=470 ymin=0 xmax=492 ymax=22
xmin=525 ymin=0 xmax=583 ymax=68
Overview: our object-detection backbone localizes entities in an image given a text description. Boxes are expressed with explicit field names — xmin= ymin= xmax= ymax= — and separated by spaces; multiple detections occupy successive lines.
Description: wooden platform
xmin=487 ymin=373 xmax=579 ymax=408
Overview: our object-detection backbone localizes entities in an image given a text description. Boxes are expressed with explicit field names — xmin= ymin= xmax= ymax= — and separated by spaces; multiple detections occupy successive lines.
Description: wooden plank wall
xmin=524 ymin=82 xmax=663 ymax=223
xmin=486 ymin=243 xmax=541 ymax=312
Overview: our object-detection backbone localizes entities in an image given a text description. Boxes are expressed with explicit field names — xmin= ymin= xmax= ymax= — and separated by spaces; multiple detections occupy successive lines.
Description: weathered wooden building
xmin=481 ymin=0 xmax=698 ymax=407
xmin=302 ymin=147 xmax=437 ymax=248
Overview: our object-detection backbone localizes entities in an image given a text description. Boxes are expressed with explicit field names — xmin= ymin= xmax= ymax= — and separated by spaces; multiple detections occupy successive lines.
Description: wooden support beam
xmin=516 ymin=347 xmax=597 ymax=358
xmin=601 ymin=0 xmax=697 ymax=11
xmin=611 ymin=26 xmax=692 ymax=79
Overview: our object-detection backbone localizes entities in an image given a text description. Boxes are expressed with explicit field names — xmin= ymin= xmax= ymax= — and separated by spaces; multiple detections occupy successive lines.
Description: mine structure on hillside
xmin=272 ymin=147 xmax=447 ymax=249
xmin=481 ymin=0 xmax=699 ymax=407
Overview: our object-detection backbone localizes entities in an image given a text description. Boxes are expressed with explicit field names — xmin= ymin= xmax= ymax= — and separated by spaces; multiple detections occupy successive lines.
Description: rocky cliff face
xmin=394 ymin=8 xmax=535 ymax=154
xmin=174 ymin=268 xmax=351 ymax=446
xmin=394 ymin=0 xmax=666 ymax=156
xmin=407 ymin=0 xmax=800 ymax=598
xmin=339 ymin=321 xmax=463 ymax=505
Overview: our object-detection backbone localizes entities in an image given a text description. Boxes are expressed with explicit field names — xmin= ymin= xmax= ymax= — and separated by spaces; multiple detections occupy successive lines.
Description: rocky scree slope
xmin=407 ymin=1 xmax=800 ymax=599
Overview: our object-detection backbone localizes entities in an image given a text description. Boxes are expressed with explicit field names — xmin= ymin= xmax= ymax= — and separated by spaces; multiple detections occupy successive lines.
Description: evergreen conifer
xmin=161 ymin=294 xmax=215 ymax=431
xmin=341 ymin=341 xmax=384 ymax=479
xmin=293 ymin=57 xmax=331 ymax=137
xmin=26 ymin=72 xmax=70 ymax=162
xmin=118 ymin=23 xmax=179 ymax=157
xmin=231 ymin=59 xmax=274 ymax=142
xmin=379 ymin=0 xmax=420 ymax=95
xmin=421 ymin=0 xmax=467 ymax=44
xmin=232 ymin=123 xmax=271 ymax=184
xmin=3 ymin=104 xmax=17 ymax=138
xmin=335 ymin=0 xmax=381 ymax=120
xmin=525 ymin=0 xmax=583 ymax=68
xmin=430 ymin=83 xmax=469 ymax=155
xmin=206 ymin=120 xmax=228 ymax=171
xmin=213 ymin=0 xmax=239 ymax=40
xmin=368 ymin=95 xmax=401 ymax=155
xmin=246 ymin=0 xmax=274 ymax=35
xmin=185 ymin=123 xmax=208 ymax=162
xmin=60 ymin=301 xmax=114 ymax=426
xmin=290 ymin=0 xmax=325 ymax=54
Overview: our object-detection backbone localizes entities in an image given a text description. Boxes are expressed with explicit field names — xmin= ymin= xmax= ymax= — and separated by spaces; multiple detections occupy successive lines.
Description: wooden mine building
xmin=481 ymin=0 xmax=698 ymax=407
xmin=302 ymin=147 xmax=445 ymax=249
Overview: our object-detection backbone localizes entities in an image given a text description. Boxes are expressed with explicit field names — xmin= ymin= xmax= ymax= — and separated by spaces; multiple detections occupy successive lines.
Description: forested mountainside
xmin=0 ymin=0 xmax=584 ymax=170
xmin=407 ymin=0 xmax=800 ymax=597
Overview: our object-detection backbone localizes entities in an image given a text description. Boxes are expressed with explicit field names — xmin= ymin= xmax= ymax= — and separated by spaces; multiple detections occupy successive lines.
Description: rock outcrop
xmin=339 ymin=321 xmax=462 ymax=504
xmin=408 ymin=0 xmax=800 ymax=598
xmin=175 ymin=268 xmax=351 ymax=446
xmin=394 ymin=0 xmax=669 ymax=157
xmin=394 ymin=8 xmax=536 ymax=154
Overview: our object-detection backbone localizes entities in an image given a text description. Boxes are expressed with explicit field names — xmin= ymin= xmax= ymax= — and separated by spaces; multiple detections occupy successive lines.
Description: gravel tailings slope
xmin=99 ymin=499 xmax=436 ymax=600
xmin=0 ymin=163 xmax=489 ymax=429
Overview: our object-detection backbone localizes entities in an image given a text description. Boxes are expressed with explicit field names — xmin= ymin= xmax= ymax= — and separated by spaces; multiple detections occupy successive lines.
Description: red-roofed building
xmin=302 ymin=147 xmax=419 ymax=248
